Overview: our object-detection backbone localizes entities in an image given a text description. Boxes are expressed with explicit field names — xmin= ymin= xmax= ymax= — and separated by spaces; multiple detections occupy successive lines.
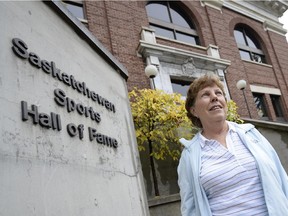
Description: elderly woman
xmin=177 ymin=74 xmax=288 ymax=216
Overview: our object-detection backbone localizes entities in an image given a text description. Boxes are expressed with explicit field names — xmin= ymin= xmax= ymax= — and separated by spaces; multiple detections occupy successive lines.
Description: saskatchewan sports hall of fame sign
xmin=0 ymin=1 xmax=149 ymax=216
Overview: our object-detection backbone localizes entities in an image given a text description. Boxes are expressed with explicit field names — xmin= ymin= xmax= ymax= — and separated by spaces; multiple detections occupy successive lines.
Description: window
xmin=146 ymin=1 xmax=200 ymax=45
xmin=270 ymin=95 xmax=284 ymax=118
xmin=62 ymin=1 xmax=85 ymax=20
xmin=171 ymin=79 xmax=191 ymax=97
xmin=234 ymin=25 xmax=266 ymax=63
xmin=253 ymin=93 xmax=268 ymax=118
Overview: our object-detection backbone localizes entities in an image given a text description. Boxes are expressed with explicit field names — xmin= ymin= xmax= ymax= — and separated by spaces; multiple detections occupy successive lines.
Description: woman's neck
xmin=201 ymin=121 xmax=229 ymax=147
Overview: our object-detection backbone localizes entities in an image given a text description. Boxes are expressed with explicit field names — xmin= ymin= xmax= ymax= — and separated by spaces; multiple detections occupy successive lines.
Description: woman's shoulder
xmin=179 ymin=133 xmax=200 ymax=151
xmin=228 ymin=121 xmax=255 ymax=133
xmin=229 ymin=121 xmax=268 ymax=146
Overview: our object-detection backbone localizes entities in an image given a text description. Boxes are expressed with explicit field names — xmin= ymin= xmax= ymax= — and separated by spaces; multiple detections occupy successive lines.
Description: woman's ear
xmin=190 ymin=107 xmax=196 ymax=117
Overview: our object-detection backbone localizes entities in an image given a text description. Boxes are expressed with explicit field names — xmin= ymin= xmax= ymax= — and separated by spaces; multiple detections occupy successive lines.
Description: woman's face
xmin=190 ymin=84 xmax=227 ymax=127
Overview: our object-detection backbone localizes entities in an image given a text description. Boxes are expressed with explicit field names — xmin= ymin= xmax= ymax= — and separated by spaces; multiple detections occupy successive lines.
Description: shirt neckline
xmin=199 ymin=121 xmax=236 ymax=148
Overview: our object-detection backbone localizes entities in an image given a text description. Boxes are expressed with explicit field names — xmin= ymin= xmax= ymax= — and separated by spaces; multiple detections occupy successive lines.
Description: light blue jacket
xmin=177 ymin=122 xmax=288 ymax=216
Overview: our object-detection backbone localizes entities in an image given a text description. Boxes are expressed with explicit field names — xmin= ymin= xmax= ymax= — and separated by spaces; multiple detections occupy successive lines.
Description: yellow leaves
xmin=129 ymin=88 xmax=191 ymax=161
xmin=227 ymin=100 xmax=244 ymax=124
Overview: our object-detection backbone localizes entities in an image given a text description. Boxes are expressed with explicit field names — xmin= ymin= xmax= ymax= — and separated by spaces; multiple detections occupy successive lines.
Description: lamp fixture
xmin=236 ymin=79 xmax=247 ymax=90
xmin=236 ymin=79 xmax=251 ymax=118
xmin=144 ymin=65 xmax=158 ymax=78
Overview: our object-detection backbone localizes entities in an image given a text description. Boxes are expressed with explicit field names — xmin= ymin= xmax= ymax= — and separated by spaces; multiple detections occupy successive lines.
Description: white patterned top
xmin=199 ymin=123 xmax=268 ymax=215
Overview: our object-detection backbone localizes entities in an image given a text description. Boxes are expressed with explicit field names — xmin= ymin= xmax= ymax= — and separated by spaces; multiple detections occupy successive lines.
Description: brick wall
xmin=85 ymin=1 xmax=151 ymax=91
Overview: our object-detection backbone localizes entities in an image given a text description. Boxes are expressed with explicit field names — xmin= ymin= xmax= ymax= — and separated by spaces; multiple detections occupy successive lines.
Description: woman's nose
xmin=211 ymin=93 xmax=218 ymax=102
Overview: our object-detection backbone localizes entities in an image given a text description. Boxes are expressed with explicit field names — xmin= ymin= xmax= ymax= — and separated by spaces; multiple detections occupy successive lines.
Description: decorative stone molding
xmin=263 ymin=20 xmax=287 ymax=35
xmin=207 ymin=44 xmax=220 ymax=59
xmin=279 ymin=5 xmax=287 ymax=14
xmin=181 ymin=58 xmax=197 ymax=77
xmin=140 ymin=27 xmax=156 ymax=44
xmin=223 ymin=0 xmax=288 ymax=36
xmin=146 ymin=55 xmax=160 ymax=66
xmin=137 ymin=40 xmax=231 ymax=71
xmin=264 ymin=0 xmax=288 ymax=15
xmin=200 ymin=0 xmax=224 ymax=11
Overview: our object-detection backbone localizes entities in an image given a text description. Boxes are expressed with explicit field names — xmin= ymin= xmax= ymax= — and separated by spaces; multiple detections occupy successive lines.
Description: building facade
xmin=69 ymin=0 xmax=288 ymax=123
xmin=63 ymin=0 xmax=288 ymax=213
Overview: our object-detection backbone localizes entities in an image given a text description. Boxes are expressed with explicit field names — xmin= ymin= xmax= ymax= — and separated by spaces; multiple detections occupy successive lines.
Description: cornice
xmin=202 ymin=0 xmax=288 ymax=36
xmin=200 ymin=0 xmax=224 ymax=11
xmin=263 ymin=20 xmax=287 ymax=35
xmin=137 ymin=40 xmax=231 ymax=71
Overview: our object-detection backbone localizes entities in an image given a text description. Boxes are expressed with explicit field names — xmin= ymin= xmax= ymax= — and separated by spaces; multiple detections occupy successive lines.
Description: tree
xmin=129 ymin=88 xmax=243 ymax=196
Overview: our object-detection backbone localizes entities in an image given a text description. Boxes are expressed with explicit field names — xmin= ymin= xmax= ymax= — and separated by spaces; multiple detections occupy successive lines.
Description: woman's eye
xmin=216 ymin=91 xmax=222 ymax=95
xmin=201 ymin=93 xmax=209 ymax=97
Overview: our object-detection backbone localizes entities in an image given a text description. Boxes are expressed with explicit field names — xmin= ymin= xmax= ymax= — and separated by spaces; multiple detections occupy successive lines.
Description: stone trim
xmin=243 ymin=118 xmax=288 ymax=131
xmin=148 ymin=194 xmax=181 ymax=207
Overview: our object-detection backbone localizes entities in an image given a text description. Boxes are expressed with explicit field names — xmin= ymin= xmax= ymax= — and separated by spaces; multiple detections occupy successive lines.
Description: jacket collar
xmin=179 ymin=121 xmax=255 ymax=150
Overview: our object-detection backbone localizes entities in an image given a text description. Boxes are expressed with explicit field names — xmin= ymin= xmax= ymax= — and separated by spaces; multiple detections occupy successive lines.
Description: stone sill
xmin=242 ymin=59 xmax=272 ymax=68
xmin=242 ymin=118 xmax=288 ymax=131
xmin=148 ymin=194 xmax=180 ymax=207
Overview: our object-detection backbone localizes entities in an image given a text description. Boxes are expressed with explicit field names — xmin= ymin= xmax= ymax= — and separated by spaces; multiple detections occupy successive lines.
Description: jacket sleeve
xmin=251 ymin=127 xmax=288 ymax=197
xmin=177 ymin=150 xmax=196 ymax=216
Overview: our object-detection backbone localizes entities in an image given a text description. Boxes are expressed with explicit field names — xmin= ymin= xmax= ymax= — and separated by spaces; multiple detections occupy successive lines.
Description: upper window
xmin=234 ymin=25 xmax=266 ymax=63
xmin=146 ymin=2 xmax=200 ymax=45
xmin=62 ymin=1 xmax=85 ymax=20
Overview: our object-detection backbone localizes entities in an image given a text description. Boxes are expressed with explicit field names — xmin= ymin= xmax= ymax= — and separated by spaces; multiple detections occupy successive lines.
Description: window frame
xmin=234 ymin=25 xmax=266 ymax=63
xmin=62 ymin=0 xmax=87 ymax=22
xmin=146 ymin=1 xmax=200 ymax=45
xmin=270 ymin=94 xmax=285 ymax=121
xmin=253 ymin=92 xmax=269 ymax=120
xmin=170 ymin=77 xmax=192 ymax=97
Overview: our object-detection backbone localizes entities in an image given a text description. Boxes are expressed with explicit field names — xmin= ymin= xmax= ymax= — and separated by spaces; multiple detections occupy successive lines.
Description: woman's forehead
xmin=198 ymin=84 xmax=221 ymax=92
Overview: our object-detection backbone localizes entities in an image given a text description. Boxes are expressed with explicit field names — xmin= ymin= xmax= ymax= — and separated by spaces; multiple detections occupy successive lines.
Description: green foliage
xmin=129 ymin=88 xmax=191 ymax=160
xmin=129 ymin=88 xmax=243 ymax=161
xmin=227 ymin=100 xmax=244 ymax=124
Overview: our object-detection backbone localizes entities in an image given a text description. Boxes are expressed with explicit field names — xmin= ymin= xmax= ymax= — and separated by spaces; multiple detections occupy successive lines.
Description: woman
xmin=177 ymin=74 xmax=288 ymax=216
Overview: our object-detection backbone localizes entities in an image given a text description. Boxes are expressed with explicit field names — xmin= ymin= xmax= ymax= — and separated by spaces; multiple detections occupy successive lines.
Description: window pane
xmin=251 ymin=53 xmax=265 ymax=63
xmin=234 ymin=26 xmax=265 ymax=63
xmin=170 ymin=7 xmax=191 ymax=28
xmin=245 ymin=31 xmax=260 ymax=49
xmin=270 ymin=95 xmax=284 ymax=117
xmin=234 ymin=29 xmax=246 ymax=45
xmin=176 ymin=32 xmax=198 ymax=45
xmin=150 ymin=24 xmax=174 ymax=39
xmin=146 ymin=2 xmax=200 ymax=45
xmin=171 ymin=79 xmax=191 ymax=96
xmin=64 ymin=2 xmax=84 ymax=19
xmin=239 ymin=50 xmax=251 ymax=61
xmin=253 ymin=93 xmax=268 ymax=118
xmin=246 ymin=36 xmax=258 ymax=49
xmin=146 ymin=3 xmax=170 ymax=23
